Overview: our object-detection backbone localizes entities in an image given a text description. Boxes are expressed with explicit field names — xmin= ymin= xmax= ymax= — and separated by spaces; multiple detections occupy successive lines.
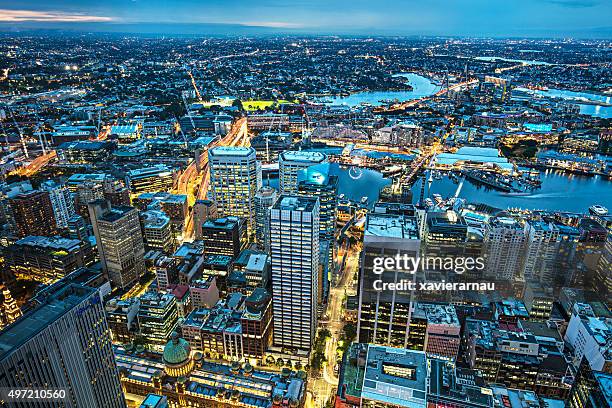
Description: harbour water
xmin=265 ymin=162 xmax=391 ymax=205
xmin=315 ymin=73 xmax=441 ymax=107
xmin=515 ymin=87 xmax=612 ymax=118
xmin=473 ymin=56 xmax=552 ymax=66
xmin=267 ymin=161 xmax=611 ymax=213
xmin=411 ymin=170 xmax=612 ymax=213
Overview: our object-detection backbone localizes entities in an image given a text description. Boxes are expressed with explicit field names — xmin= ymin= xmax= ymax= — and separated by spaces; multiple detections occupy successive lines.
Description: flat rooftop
xmin=272 ymin=195 xmax=318 ymax=212
xmin=362 ymin=345 xmax=427 ymax=407
xmin=13 ymin=235 xmax=84 ymax=251
xmin=365 ymin=213 xmax=419 ymax=240
xmin=209 ymin=146 xmax=256 ymax=157
xmin=280 ymin=150 xmax=327 ymax=163
xmin=0 ymin=283 xmax=96 ymax=360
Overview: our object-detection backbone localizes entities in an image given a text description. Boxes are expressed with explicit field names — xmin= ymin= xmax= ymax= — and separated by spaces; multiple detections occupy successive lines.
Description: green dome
xmin=163 ymin=332 xmax=191 ymax=365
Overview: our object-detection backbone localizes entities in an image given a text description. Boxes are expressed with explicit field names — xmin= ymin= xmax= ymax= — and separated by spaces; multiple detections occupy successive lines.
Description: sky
xmin=0 ymin=0 xmax=611 ymax=38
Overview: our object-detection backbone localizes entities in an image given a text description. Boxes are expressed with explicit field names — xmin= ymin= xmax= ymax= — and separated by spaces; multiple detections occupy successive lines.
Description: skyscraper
xmin=41 ymin=179 xmax=76 ymax=230
xmin=8 ymin=190 xmax=57 ymax=237
xmin=270 ymin=195 xmax=320 ymax=351
xmin=88 ymin=200 xmax=145 ymax=290
xmin=297 ymin=162 xmax=338 ymax=241
xmin=208 ymin=146 xmax=261 ymax=235
xmin=357 ymin=210 xmax=421 ymax=348
xmin=483 ymin=217 xmax=527 ymax=281
xmin=254 ymin=186 xmax=277 ymax=251
xmin=0 ymin=281 xmax=126 ymax=408
xmin=523 ymin=219 xmax=560 ymax=286
xmin=278 ymin=150 xmax=327 ymax=194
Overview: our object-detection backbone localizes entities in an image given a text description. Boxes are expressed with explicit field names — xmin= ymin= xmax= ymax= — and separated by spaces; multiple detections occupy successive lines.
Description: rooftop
xmin=12 ymin=235 xmax=85 ymax=252
xmin=272 ymin=195 xmax=318 ymax=212
xmin=0 ymin=283 xmax=97 ymax=360
xmin=362 ymin=345 xmax=427 ymax=407
xmin=280 ymin=150 xmax=327 ymax=164
xmin=209 ymin=146 xmax=256 ymax=157
xmin=365 ymin=213 xmax=419 ymax=240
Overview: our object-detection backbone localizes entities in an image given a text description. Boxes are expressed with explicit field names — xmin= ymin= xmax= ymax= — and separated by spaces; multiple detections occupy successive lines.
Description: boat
xmin=433 ymin=194 xmax=443 ymax=204
xmin=589 ymin=205 xmax=608 ymax=216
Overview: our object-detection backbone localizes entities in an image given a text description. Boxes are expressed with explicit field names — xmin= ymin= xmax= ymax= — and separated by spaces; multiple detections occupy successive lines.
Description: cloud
xmin=543 ymin=0 xmax=599 ymax=8
xmin=237 ymin=21 xmax=304 ymax=28
xmin=0 ymin=9 xmax=115 ymax=22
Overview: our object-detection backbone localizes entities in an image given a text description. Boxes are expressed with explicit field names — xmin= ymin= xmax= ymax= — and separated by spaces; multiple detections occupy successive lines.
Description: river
xmin=313 ymin=73 xmax=441 ymax=107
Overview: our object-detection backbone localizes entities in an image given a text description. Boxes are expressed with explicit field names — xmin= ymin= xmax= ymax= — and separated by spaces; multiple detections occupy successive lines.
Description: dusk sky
xmin=1 ymin=0 xmax=611 ymax=38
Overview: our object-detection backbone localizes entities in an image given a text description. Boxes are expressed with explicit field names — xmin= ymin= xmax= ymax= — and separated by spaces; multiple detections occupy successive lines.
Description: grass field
xmin=242 ymin=99 xmax=295 ymax=111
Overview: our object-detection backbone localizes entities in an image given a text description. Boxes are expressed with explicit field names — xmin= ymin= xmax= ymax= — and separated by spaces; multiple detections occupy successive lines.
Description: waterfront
xmin=412 ymin=169 xmax=612 ymax=213
xmin=515 ymin=87 xmax=612 ymax=118
xmin=315 ymin=73 xmax=441 ymax=107
xmin=473 ymin=56 xmax=552 ymax=65
xmin=265 ymin=162 xmax=392 ymax=206
xmin=266 ymin=161 xmax=611 ymax=213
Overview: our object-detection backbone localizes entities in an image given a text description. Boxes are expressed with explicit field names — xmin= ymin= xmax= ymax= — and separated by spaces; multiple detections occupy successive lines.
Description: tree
xmin=232 ymin=99 xmax=243 ymax=111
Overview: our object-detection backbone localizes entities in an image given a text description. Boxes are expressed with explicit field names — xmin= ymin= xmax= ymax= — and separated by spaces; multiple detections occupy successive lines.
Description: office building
xmin=254 ymin=186 xmax=277 ymax=250
xmin=126 ymin=165 xmax=176 ymax=194
xmin=568 ymin=359 xmax=612 ymax=408
xmin=413 ymin=303 xmax=461 ymax=360
xmin=4 ymin=235 xmax=94 ymax=284
xmin=297 ymin=162 xmax=338 ymax=241
xmin=133 ymin=192 xmax=188 ymax=229
xmin=209 ymin=146 xmax=261 ymax=235
xmin=0 ymin=282 xmax=126 ymax=408
xmin=201 ymin=216 xmax=247 ymax=258
xmin=89 ymin=200 xmax=146 ymax=290
xmin=41 ymin=180 xmax=76 ymax=229
xmin=57 ymin=140 xmax=115 ymax=163
xmin=67 ymin=214 xmax=89 ymax=240
xmin=137 ymin=291 xmax=179 ymax=351
xmin=564 ymin=302 xmax=612 ymax=372
xmin=8 ymin=190 xmax=57 ymax=237
xmin=70 ymin=175 xmax=131 ymax=219
xmin=270 ymin=195 xmax=320 ymax=351
xmin=278 ymin=150 xmax=327 ymax=194
xmin=335 ymin=343 xmax=428 ymax=408
xmin=427 ymin=359 xmax=494 ymax=408
xmin=105 ymin=297 xmax=141 ymax=345
xmin=193 ymin=199 xmax=217 ymax=240
xmin=357 ymin=212 xmax=421 ymax=348
xmin=141 ymin=210 xmax=174 ymax=254
xmin=153 ymin=256 xmax=179 ymax=291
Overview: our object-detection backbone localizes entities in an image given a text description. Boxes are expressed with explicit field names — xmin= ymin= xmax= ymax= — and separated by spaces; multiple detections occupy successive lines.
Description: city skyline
xmin=0 ymin=0 xmax=611 ymax=38
xmin=0 ymin=11 xmax=610 ymax=406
